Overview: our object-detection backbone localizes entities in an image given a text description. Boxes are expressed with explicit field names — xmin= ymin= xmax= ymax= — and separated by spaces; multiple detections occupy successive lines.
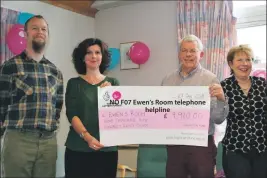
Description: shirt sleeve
xmin=65 ymin=79 xmax=79 ymax=123
xmin=112 ymin=78 xmax=120 ymax=86
xmin=0 ymin=63 xmax=12 ymax=133
xmin=55 ymin=71 xmax=64 ymax=121
xmin=264 ymin=78 xmax=267 ymax=101
xmin=210 ymin=78 xmax=229 ymax=124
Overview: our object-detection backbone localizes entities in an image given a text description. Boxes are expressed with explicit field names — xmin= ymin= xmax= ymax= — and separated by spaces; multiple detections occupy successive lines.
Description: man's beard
xmin=32 ymin=40 xmax=46 ymax=53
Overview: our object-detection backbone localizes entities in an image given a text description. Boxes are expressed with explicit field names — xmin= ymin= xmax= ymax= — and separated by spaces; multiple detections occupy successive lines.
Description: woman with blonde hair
xmin=221 ymin=45 xmax=267 ymax=178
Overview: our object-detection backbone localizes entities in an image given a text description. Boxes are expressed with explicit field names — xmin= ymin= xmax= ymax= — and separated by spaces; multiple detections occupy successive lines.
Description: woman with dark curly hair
xmin=64 ymin=38 xmax=119 ymax=178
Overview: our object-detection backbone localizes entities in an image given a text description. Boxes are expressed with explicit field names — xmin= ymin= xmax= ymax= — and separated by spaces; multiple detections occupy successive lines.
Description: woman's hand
xmin=84 ymin=134 xmax=104 ymax=150
xmin=100 ymin=81 xmax=111 ymax=88
xmin=209 ymin=84 xmax=225 ymax=102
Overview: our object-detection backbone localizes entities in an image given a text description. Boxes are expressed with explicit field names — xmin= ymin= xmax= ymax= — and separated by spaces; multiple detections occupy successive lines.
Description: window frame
xmin=234 ymin=5 xmax=266 ymax=29
xmin=235 ymin=5 xmax=266 ymax=63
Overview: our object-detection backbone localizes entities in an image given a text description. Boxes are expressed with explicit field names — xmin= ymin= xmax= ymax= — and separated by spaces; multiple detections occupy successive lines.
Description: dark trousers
xmin=222 ymin=147 xmax=267 ymax=178
xmin=64 ymin=147 xmax=118 ymax=178
xmin=166 ymin=136 xmax=217 ymax=178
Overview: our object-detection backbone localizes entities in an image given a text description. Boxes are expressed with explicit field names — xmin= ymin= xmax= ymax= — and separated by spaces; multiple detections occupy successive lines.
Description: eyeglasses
xmin=180 ymin=49 xmax=198 ymax=54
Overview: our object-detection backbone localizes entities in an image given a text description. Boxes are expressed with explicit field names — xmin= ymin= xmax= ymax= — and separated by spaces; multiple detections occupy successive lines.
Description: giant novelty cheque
xmin=98 ymin=86 xmax=211 ymax=147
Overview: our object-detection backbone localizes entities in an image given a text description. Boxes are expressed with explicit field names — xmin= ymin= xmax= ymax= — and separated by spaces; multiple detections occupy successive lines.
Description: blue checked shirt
xmin=0 ymin=51 xmax=64 ymax=132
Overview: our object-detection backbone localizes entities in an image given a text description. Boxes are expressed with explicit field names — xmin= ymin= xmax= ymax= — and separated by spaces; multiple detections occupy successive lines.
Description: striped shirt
xmin=161 ymin=64 xmax=228 ymax=135
xmin=0 ymin=51 xmax=63 ymax=132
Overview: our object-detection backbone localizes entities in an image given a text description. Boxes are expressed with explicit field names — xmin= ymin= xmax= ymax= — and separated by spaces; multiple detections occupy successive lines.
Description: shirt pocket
xmin=12 ymin=74 xmax=33 ymax=101
xmin=47 ymin=74 xmax=58 ymax=95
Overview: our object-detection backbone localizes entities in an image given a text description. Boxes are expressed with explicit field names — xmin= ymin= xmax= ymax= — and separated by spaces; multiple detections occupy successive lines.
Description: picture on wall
xmin=120 ymin=41 xmax=140 ymax=70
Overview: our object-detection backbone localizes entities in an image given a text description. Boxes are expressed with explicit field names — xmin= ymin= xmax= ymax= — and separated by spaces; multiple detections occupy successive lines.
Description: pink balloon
xmin=6 ymin=24 xmax=27 ymax=55
xmin=128 ymin=42 xmax=150 ymax=64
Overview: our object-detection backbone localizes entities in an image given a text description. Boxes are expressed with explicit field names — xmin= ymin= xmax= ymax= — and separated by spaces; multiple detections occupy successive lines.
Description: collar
xmin=178 ymin=63 xmax=202 ymax=78
xmin=230 ymin=75 xmax=255 ymax=87
xmin=20 ymin=50 xmax=49 ymax=64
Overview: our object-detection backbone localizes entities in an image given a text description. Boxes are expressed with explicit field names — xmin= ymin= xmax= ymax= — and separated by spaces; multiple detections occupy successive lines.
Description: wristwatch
xmin=79 ymin=130 xmax=88 ymax=138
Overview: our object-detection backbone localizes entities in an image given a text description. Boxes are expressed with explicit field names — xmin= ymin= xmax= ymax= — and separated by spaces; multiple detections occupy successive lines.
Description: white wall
xmin=95 ymin=1 xmax=178 ymax=86
xmin=1 ymin=1 xmax=95 ymax=177
xmin=95 ymin=1 xmax=178 ymax=170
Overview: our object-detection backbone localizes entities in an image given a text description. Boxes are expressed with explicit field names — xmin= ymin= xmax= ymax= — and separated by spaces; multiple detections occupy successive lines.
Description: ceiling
xmin=40 ymin=0 xmax=142 ymax=18
xmin=40 ymin=0 xmax=98 ymax=17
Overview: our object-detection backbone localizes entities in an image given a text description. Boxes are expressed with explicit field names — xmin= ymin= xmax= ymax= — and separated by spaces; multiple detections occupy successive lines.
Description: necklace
xmin=83 ymin=75 xmax=104 ymax=85
xmin=237 ymin=78 xmax=251 ymax=91
xmin=241 ymin=87 xmax=250 ymax=91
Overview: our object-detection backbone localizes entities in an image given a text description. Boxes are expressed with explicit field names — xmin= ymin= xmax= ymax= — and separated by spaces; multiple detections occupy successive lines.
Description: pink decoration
xmin=112 ymin=91 xmax=122 ymax=100
xmin=6 ymin=24 xmax=27 ymax=55
xmin=252 ymin=69 xmax=266 ymax=79
xmin=128 ymin=42 xmax=150 ymax=64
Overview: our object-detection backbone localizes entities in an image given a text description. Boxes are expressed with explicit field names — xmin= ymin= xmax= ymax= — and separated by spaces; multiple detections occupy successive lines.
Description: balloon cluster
xmin=6 ymin=12 xmax=34 ymax=55
xmin=107 ymin=41 xmax=150 ymax=70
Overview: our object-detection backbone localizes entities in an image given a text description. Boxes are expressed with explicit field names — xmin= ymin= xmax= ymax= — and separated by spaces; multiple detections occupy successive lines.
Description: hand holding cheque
xmin=209 ymin=83 xmax=225 ymax=102
xmin=84 ymin=81 xmax=112 ymax=151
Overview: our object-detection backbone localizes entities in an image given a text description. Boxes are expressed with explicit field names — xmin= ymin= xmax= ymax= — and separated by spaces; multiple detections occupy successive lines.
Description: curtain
xmin=0 ymin=7 xmax=20 ymax=66
xmin=176 ymin=0 xmax=237 ymax=80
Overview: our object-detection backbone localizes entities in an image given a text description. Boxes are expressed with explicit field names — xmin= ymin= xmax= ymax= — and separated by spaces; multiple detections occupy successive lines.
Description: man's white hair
xmin=179 ymin=34 xmax=204 ymax=51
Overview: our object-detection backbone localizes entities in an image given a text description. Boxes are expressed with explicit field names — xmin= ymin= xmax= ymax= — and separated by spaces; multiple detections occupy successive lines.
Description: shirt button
xmin=26 ymin=89 xmax=33 ymax=95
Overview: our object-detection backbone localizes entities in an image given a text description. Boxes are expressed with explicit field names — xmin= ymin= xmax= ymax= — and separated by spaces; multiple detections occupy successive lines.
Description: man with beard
xmin=0 ymin=15 xmax=63 ymax=177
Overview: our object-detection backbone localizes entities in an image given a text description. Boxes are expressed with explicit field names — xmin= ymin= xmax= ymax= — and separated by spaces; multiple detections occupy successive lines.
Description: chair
xmin=117 ymin=164 xmax=137 ymax=178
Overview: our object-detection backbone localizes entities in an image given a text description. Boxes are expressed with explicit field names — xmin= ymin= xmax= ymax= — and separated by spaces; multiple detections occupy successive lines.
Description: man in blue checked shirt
xmin=0 ymin=15 xmax=63 ymax=178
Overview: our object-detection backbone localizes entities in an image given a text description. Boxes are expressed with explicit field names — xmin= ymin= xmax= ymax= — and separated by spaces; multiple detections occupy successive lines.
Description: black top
xmin=221 ymin=76 xmax=267 ymax=153
xmin=65 ymin=76 xmax=119 ymax=152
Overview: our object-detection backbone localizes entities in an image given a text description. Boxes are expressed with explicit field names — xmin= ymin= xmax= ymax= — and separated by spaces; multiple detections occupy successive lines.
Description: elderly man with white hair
xmin=162 ymin=34 xmax=229 ymax=178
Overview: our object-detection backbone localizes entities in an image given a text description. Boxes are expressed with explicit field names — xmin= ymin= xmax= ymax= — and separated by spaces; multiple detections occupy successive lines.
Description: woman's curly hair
xmin=72 ymin=38 xmax=111 ymax=74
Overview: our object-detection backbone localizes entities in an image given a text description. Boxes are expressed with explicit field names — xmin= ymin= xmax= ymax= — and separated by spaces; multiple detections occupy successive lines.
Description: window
xmin=237 ymin=25 xmax=266 ymax=64
xmin=233 ymin=1 xmax=266 ymax=10
xmin=234 ymin=1 xmax=266 ymax=65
